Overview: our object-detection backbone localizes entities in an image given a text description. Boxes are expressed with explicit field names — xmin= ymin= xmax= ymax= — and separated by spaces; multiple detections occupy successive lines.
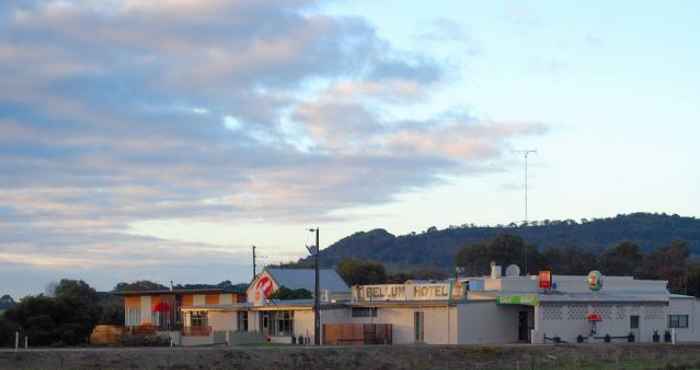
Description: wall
xmin=532 ymin=302 xmax=669 ymax=344
xmin=208 ymin=312 xmax=236 ymax=331
xmin=293 ymin=308 xmax=348 ymax=343
xmin=668 ymin=297 xmax=700 ymax=342
xmin=457 ymin=302 xmax=519 ymax=344
xmin=349 ymin=306 xmax=457 ymax=344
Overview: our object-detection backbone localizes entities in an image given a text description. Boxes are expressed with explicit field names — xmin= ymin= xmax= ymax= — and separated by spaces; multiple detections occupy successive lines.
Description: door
xmin=414 ymin=311 xmax=424 ymax=343
xmin=630 ymin=315 xmax=640 ymax=341
xmin=260 ymin=312 xmax=271 ymax=336
xmin=518 ymin=311 xmax=529 ymax=342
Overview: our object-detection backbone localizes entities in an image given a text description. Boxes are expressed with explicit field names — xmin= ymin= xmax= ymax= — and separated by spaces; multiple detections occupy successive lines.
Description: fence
xmin=323 ymin=324 xmax=392 ymax=345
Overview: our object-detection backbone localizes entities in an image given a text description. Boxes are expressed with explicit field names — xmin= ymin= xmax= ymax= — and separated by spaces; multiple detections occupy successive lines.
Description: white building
xmin=126 ymin=265 xmax=700 ymax=345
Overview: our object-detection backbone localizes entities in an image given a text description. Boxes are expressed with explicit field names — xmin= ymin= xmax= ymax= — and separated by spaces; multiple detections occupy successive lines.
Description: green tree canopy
xmin=336 ymin=258 xmax=387 ymax=286
xmin=268 ymin=286 xmax=312 ymax=300
xmin=598 ymin=241 xmax=644 ymax=276
xmin=455 ymin=234 xmax=545 ymax=275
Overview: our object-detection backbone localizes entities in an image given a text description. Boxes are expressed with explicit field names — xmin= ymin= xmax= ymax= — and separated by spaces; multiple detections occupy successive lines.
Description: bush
xmin=120 ymin=333 xmax=170 ymax=347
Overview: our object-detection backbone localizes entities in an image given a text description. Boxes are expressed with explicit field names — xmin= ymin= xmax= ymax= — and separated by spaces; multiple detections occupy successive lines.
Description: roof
xmin=265 ymin=268 xmax=349 ymax=293
xmin=536 ymin=292 xmax=669 ymax=304
xmin=114 ymin=287 xmax=244 ymax=296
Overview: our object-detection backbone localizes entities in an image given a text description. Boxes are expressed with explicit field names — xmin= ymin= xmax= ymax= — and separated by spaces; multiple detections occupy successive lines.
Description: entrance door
xmin=630 ymin=315 xmax=640 ymax=341
xmin=518 ymin=311 xmax=529 ymax=342
xmin=414 ymin=311 xmax=424 ymax=343
xmin=260 ymin=312 xmax=272 ymax=336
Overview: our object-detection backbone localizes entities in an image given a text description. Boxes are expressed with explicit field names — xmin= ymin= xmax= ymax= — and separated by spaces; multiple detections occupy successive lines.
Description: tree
xmin=336 ymin=258 xmax=387 ymax=286
xmin=113 ymin=280 xmax=168 ymax=292
xmin=268 ymin=287 xmax=312 ymax=300
xmin=3 ymin=279 xmax=101 ymax=346
xmin=455 ymin=234 xmax=545 ymax=275
xmin=641 ymin=240 xmax=690 ymax=293
xmin=598 ymin=241 xmax=643 ymax=276
xmin=687 ymin=261 xmax=700 ymax=298
xmin=542 ymin=246 xmax=597 ymax=275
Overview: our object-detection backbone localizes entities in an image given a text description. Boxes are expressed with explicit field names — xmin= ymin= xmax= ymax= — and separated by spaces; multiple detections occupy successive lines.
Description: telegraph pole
xmin=307 ymin=228 xmax=321 ymax=345
xmin=515 ymin=149 xmax=536 ymax=273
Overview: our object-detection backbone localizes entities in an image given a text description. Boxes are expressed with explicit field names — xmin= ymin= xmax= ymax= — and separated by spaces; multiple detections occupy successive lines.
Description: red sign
xmin=255 ymin=275 xmax=274 ymax=298
xmin=538 ymin=270 xmax=552 ymax=289
xmin=587 ymin=313 xmax=602 ymax=321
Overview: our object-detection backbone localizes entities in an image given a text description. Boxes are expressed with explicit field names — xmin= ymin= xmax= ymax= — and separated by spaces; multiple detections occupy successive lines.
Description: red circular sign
xmin=255 ymin=276 xmax=274 ymax=298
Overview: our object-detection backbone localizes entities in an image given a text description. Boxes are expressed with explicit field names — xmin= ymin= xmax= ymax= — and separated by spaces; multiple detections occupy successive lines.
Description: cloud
xmin=0 ymin=0 xmax=547 ymax=293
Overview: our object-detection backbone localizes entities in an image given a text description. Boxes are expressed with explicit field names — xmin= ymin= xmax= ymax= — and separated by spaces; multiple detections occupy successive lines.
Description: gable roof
xmin=265 ymin=268 xmax=349 ymax=293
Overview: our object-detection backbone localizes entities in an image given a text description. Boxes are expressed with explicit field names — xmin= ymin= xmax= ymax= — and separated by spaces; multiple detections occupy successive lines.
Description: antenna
xmin=514 ymin=149 xmax=537 ymax=225
xmin=252 ymin=246 xmax=257 ymax=281
xmin=514 ymin=149 xmax=537 ymax=274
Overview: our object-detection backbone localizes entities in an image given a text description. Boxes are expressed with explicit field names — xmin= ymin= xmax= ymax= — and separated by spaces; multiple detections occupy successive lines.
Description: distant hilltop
xmin=0 ymin=295 xmax=15 ymax=312
xmin=296 ymin=213 xmax=700 ymax=270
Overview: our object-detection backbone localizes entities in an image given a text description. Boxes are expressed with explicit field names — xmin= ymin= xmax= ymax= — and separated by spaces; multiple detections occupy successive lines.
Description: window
xmin=190 ymin=311 xmax=208 ymax=327
xmin=630 ymin=315 xmax=639 ymax=329
xmin=352 ymin=307 xmax=378 ymax=318
xmin=151 ymin=312 xmax=160 ymax=326
xmin=272 ymin=311 xmax=294 ymax=336
xmin=669 ymin=314 xmax=689 ymax=329
xmin=127 ymin=308 xmax=141 ymax=326
xmin=414 ymin=311 xmax=425 ymax=343
xmin=237 ymin=311 xmax=248 ymax=332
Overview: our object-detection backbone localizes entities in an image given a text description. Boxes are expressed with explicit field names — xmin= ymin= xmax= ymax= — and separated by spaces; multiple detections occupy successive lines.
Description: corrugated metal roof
xmin=266 ymin=268 xmax=349 ymax=293
xmin=536 ymin=293 xmax=669 ymax=303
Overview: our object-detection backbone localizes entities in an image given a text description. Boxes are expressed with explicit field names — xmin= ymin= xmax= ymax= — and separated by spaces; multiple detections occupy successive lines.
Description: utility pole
xmin=307 ymin=228 xmax=320 ymax=345
xmin=515 ymin=149 xmax=537 ymax=274
xmin=252 ymin=245 xmax=257 ymax=281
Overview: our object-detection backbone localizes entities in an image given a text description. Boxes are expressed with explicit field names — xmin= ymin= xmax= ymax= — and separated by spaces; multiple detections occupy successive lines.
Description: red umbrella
xmin=153 ymin=301 xmax=171 ymax=313
xmin=586 ymin=313 xmax=602 ymax=322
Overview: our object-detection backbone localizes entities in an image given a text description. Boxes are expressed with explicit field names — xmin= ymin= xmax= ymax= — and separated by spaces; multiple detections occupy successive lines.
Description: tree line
xmin=0 ymin=280 xmax=123 ymax=347
xmin=458 ymin=234 xmax=699 ymax=296
xmin=336 ymin=234 xmax=700 ymax=298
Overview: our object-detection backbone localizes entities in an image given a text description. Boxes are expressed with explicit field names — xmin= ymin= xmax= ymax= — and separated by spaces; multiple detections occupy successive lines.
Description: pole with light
xmin=306 ymin=227 xmax=320 ymax=345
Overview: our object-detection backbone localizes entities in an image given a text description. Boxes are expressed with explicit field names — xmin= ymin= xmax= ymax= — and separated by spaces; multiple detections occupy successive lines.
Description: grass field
xmin=1 ymin=343 xmax=700 ymax=370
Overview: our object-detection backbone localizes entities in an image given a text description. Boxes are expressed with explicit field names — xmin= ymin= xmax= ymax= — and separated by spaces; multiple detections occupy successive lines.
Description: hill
xmin=301 ymin=213 xmax=700 ymax=271
xmin=0 ymin=295 xmax=15 ymax=314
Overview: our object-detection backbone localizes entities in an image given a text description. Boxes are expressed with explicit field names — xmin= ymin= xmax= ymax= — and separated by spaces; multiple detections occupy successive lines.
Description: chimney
xmin=490 ymin=262 xmax=502 ymax=279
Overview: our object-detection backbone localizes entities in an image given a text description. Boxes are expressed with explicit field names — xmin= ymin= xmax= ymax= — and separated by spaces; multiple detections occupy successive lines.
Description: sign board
xmin=587 ymin=270 xmax=603 ymax=291
xmin=353 ymin=283 xmax=463 ymax=302
xmin=538 ymin=270 xmax=552 ymax=289
xmin=497 ymin=294 xmax=540 ymax=306
xmin=248 ymin=273 xmax=278 ymax=306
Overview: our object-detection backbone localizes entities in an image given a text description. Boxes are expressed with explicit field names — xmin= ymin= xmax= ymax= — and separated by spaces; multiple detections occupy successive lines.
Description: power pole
xmin=307 ymin=228 xmax=321 ymax=345
xmin=252 ymin=245 xmax=257 ymax=281
xmin=515 ymin=149 xmax=537 ymax=274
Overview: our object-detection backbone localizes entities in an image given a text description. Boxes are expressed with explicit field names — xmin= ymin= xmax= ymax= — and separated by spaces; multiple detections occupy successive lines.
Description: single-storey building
xmin=119 ymin=263 xmax=700 ymax=345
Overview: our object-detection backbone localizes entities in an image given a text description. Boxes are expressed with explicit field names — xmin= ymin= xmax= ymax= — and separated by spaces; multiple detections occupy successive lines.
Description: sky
xmin=1 ymin=0 xmax=699 ymax=298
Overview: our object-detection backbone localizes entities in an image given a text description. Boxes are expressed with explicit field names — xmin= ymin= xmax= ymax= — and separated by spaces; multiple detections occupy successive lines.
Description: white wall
xmin=457 ymin=302 xmax=520 ymax=344
xmin=208 ymin=312 xmax=236 ymax=331
xmin=348 ymin=306 xmax=457 ymax=344
xmin=293 ymin=308 xmax=349 ymax=342
xmin=668 ymin=297 xmax=700 ymax=342
xmin=532 ymin=302 xmax=669 ymax=344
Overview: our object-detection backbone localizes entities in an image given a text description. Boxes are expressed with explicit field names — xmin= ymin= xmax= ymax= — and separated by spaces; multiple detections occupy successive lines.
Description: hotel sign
xmin=353 ymin=283 xmax=463 ymax=302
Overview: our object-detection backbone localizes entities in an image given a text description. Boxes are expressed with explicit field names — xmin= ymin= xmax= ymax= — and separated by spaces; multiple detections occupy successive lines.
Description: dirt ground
xmin=1 ymin=343 xmax=700 ymax=370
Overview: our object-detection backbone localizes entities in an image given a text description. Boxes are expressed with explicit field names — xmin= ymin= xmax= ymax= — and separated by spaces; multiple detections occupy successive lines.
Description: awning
xmin=153 ymin=302 xmax=171 ymax=312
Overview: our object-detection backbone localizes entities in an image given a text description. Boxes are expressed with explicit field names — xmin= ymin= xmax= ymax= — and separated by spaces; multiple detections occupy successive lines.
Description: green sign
xmin=497 ymin=294 xmax=540 ymax=306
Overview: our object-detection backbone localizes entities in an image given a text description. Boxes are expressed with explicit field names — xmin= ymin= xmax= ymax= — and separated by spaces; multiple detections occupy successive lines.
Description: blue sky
xmin=1 ymin=1 xmax=698 ymax=298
